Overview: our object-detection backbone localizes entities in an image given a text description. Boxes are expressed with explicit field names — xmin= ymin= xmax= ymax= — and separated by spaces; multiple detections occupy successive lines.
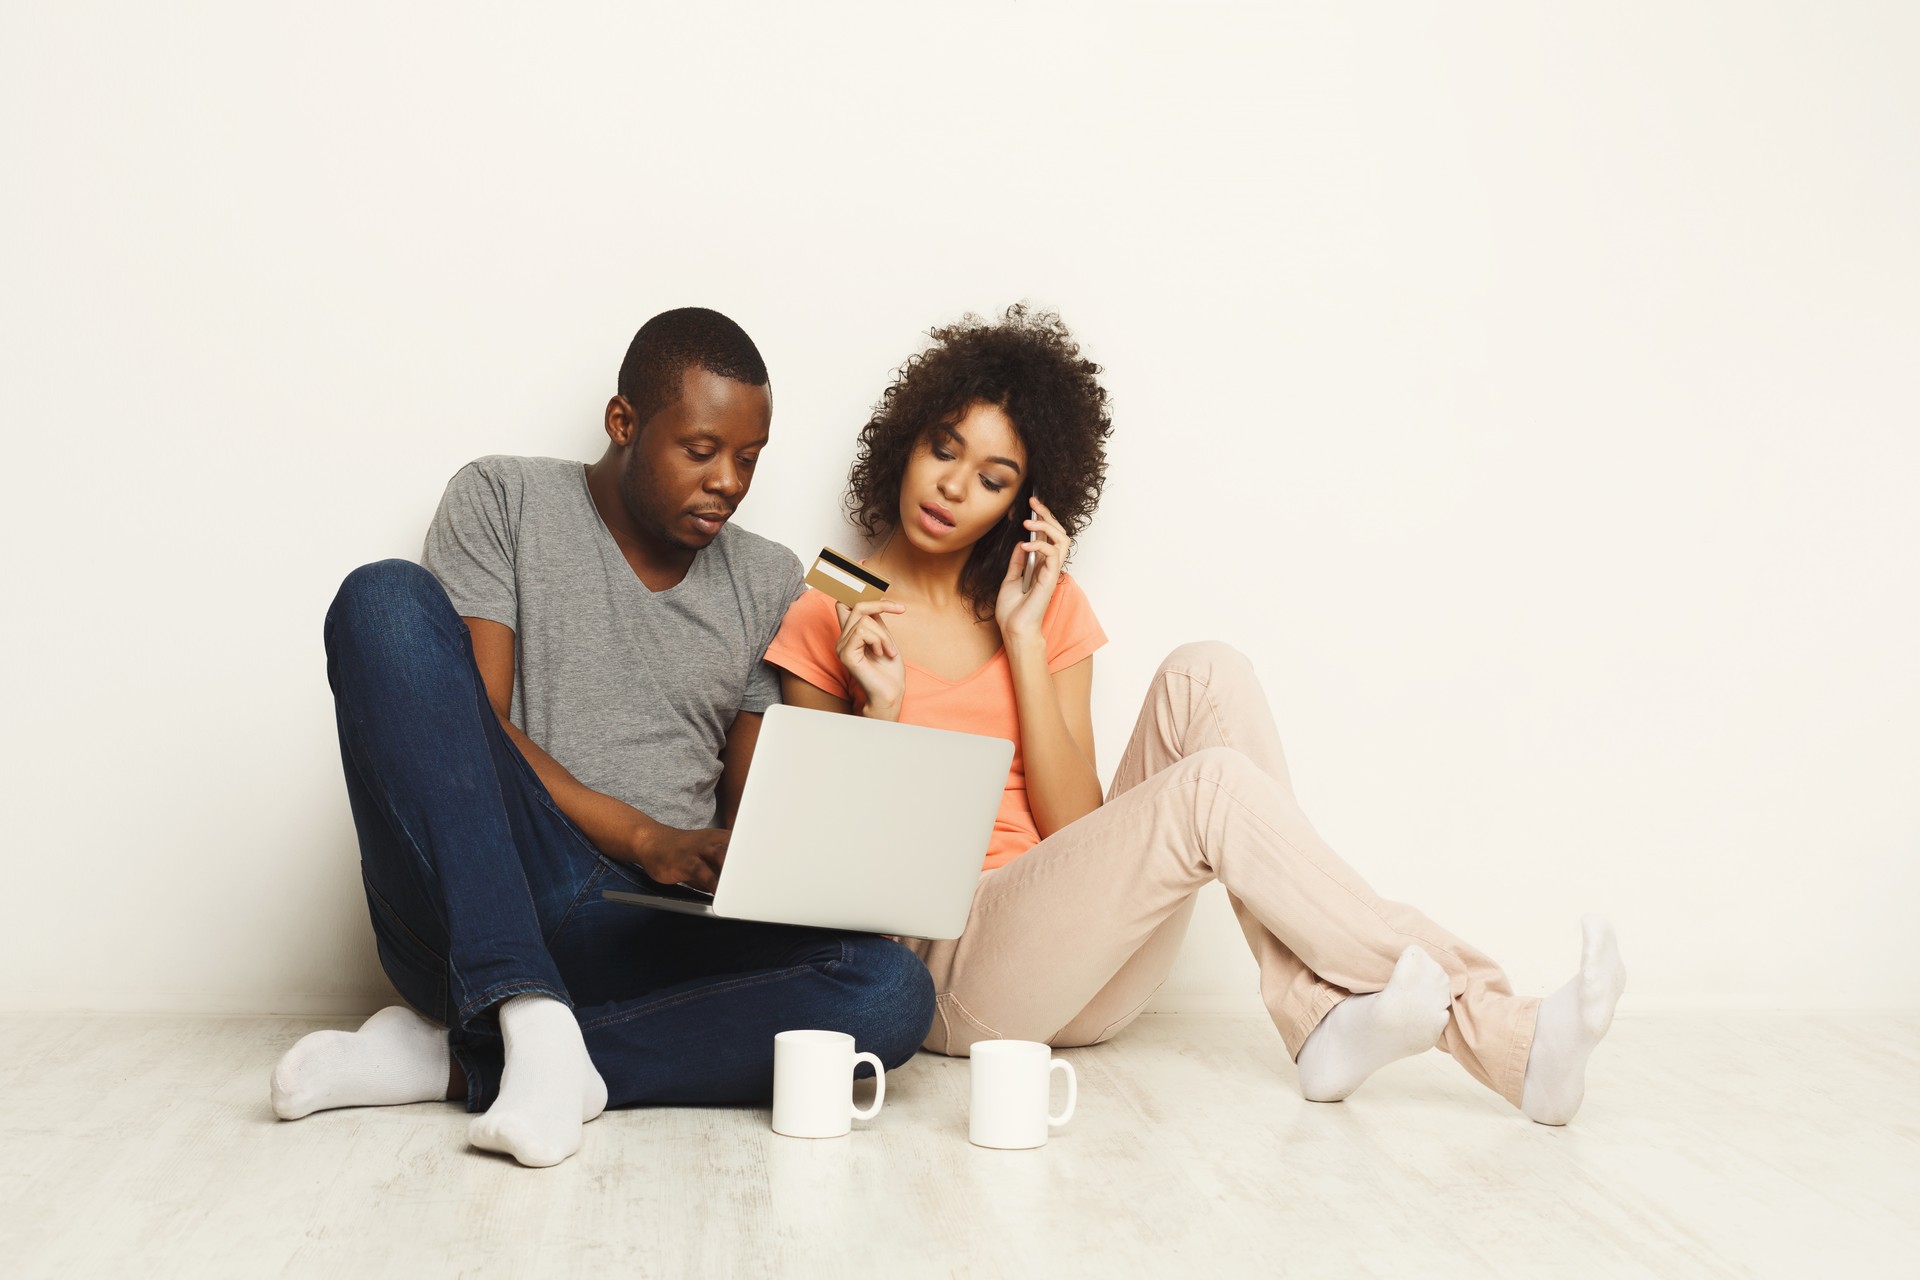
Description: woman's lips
xmin=918 ymin=504 xmax=956 ymax=536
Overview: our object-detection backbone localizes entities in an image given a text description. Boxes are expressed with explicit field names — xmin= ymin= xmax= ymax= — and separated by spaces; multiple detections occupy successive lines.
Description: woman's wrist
xmin=1004 ymin=630 xmax=1047 ymax=668
xmin=860 ymin=697 xmax=902 ymax=722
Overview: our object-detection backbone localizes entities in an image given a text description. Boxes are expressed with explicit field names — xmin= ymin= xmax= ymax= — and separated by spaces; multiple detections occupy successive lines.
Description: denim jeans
xmin=324 ymin=559 xmax=936 ymax=1112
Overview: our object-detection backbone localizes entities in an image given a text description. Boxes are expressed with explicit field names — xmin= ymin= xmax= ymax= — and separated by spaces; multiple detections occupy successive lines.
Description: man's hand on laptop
xmin=631 ymin=825 xmax=730 ymax=895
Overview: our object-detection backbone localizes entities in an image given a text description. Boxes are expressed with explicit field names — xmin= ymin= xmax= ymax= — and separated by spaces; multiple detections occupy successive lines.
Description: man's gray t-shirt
xmin=421 ymin=455 xmax=804 ymax=831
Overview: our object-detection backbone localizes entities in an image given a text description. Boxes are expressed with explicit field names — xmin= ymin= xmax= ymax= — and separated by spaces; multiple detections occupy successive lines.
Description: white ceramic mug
xmin=771 ymin=1030 xmax=886 ymax=1138
xmin=968 ymin=1039 xmax=1077 ymax=1149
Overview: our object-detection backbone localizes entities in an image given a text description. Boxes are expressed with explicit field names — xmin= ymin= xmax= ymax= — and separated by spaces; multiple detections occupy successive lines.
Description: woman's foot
xmin=270 ymin=1005 xmax=450 ymax=1119
xmin=467 ymin=995 xmax=608 ymax=1168
xmin=1296 ymin=946 xmax=1452 ymax=1102
xmin=1520 ymin=915 xmax=1627 ymax=1126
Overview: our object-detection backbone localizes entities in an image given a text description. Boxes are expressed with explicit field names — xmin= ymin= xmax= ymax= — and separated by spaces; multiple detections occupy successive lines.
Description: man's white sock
xmin=1521 ymin=915 xmax=1626 ymax=1126
xmin=467 ymin=994 xmax=608 ymax=1168
xmin=1295 ymin=946 xmax=1452 ymax=1102
xmin=271 ymin=1005 xmax=449 ymax=1120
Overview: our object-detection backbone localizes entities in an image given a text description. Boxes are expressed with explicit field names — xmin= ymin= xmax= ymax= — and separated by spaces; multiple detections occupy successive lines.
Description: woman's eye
xmin=981 ymin=477 xmax=1005 ymax=493
xmin=932 ymin=448 xmax=954 ymax=462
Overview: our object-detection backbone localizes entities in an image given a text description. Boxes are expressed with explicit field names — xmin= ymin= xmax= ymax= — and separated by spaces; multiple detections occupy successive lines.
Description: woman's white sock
xmin=270 ymin=1005 xmax=449 ymax=1120
xmin=467 ymin=994 xmax=608 ymax=1168
xmin=1521 ymin=915 xmax=1627 ymax=1126
xmin=1296 ymin=946 xmax=1452 ymax=1102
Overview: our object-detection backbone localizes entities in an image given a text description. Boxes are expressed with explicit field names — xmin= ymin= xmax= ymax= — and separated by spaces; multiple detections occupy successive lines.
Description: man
xmin=270 ymin=308 xmax=935 ymax=1167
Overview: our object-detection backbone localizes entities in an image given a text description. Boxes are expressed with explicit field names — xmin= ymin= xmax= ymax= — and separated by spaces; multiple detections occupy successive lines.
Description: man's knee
xmin=330 ymin=559 xmax=443 ymax=626
xmin=840 ymin=937 xmax=937 ymax=1070
xmin=326 ymin=560 xmax=457 ymax=653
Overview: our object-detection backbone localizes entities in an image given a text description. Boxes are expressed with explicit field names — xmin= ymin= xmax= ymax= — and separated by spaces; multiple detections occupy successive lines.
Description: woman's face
xmin=895 ymin=400 xmax=1028 ymax=554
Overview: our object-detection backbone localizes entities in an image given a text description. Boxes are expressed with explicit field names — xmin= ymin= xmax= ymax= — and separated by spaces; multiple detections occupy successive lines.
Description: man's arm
xmin=715 ymin=711 xmax=763 ymax=830
xmin=464 ymin=616 xmax=728 ymax=892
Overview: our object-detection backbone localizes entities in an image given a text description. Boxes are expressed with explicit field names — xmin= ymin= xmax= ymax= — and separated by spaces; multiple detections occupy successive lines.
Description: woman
xmin=766 ymin=305 xmax=1626 ymax=1124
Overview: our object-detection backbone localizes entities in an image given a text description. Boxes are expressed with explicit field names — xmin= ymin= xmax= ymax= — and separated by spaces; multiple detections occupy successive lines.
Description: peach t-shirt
xmin=764 ymin=574 xmax=1107 ymax=871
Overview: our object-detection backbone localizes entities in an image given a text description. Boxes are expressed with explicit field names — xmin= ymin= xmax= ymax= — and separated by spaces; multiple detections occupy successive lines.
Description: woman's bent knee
xmin=1156 ymin=640 xmax=1253 ymax=687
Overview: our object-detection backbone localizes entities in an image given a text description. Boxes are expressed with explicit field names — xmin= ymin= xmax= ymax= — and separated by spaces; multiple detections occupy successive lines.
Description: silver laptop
xmin=601 ymin=703 xmax=1012 ymax=939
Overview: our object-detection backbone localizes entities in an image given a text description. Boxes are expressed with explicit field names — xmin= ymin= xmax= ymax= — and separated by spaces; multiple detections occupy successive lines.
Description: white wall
xmin=3 ymin=2 xmax=1915 ymax=1016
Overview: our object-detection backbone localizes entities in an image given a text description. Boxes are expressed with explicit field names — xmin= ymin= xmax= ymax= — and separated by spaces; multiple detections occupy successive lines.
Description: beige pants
xmin=907 ymin=642 xmax=1541 ymax=1108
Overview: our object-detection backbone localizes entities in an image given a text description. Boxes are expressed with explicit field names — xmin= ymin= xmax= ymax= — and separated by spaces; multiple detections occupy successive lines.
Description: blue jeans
xmin=324 ymin=559 xmax=936 ymax=1111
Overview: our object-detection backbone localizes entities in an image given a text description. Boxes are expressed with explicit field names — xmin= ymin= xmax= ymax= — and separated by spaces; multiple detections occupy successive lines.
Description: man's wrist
xmin=624 ymin=815 xmax=665 ymax=865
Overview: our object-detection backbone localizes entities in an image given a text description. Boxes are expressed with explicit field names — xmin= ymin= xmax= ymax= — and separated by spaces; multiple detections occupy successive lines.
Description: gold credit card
xmin=804 ymin=547 xmax=890 ymax=607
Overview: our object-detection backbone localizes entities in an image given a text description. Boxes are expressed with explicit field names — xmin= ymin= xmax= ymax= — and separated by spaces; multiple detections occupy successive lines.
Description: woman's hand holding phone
xmin=835 ymin=599 xmax=907 ymax=721
xmin=995 ymin=496 xmax=1069 ymax=645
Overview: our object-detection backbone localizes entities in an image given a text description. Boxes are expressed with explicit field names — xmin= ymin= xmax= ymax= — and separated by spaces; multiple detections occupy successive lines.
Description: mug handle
xmin=851 ymin=1052 xmax=886 ymax=1121
xmin=1048 ymin=1057 xmax=1077 ymax=1127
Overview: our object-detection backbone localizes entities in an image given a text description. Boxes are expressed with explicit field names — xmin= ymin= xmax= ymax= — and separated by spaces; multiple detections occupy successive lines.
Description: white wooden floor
xmin=3 ymin=1012 xmax=1915 ymax=1278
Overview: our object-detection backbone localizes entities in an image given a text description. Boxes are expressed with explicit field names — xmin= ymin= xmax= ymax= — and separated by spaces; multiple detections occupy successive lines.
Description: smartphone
xmin=1021 ymin=501 xmax=1039 ymax=594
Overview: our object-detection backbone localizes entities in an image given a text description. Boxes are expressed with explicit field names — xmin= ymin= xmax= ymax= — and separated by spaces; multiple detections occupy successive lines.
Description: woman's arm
xmin=780 ymin=670 xmax=853 ymax=715
xmin=1007 ymin=646 xmax=1102 ymax=837
xmin=995 ymin=495 xmax=1102 ymax=836
xmin=775 ymin=601 xmax=902 ymax=720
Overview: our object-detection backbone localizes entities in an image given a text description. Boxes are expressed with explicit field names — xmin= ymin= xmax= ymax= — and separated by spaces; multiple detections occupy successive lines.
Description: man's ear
xmin=605 ymin=395 xmax=639 ymax=447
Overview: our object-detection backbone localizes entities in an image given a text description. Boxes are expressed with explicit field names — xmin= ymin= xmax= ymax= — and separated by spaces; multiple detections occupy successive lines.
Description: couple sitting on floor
xmin=272 ymin=305 xmax=1626 ymax=1168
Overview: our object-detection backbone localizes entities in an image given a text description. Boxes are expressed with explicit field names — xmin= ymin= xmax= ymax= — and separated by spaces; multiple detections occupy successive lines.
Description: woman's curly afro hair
xmin=845 ymin=304 xmax=1114 ymax=620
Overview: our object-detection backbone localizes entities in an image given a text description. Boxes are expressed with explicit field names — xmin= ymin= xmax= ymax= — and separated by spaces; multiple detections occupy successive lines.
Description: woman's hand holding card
xmin=834 ymin=598 xmax=907 ymax=721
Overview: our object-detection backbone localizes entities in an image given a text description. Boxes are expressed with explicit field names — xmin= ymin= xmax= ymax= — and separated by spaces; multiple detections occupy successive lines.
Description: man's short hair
xmin=617 ymin=308 xmax=769 ymax=431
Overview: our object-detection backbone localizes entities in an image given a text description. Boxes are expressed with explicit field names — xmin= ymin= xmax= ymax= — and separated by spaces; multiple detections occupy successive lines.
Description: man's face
xmin=618 ymin=367 xmax=772 ymax=551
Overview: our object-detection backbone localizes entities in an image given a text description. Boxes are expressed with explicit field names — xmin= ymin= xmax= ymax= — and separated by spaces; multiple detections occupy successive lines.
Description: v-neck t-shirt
xmin=764 ymin=575 xmax=1107 ymax=870
xmin=421 ymin=454 xmax=804 ymax=830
